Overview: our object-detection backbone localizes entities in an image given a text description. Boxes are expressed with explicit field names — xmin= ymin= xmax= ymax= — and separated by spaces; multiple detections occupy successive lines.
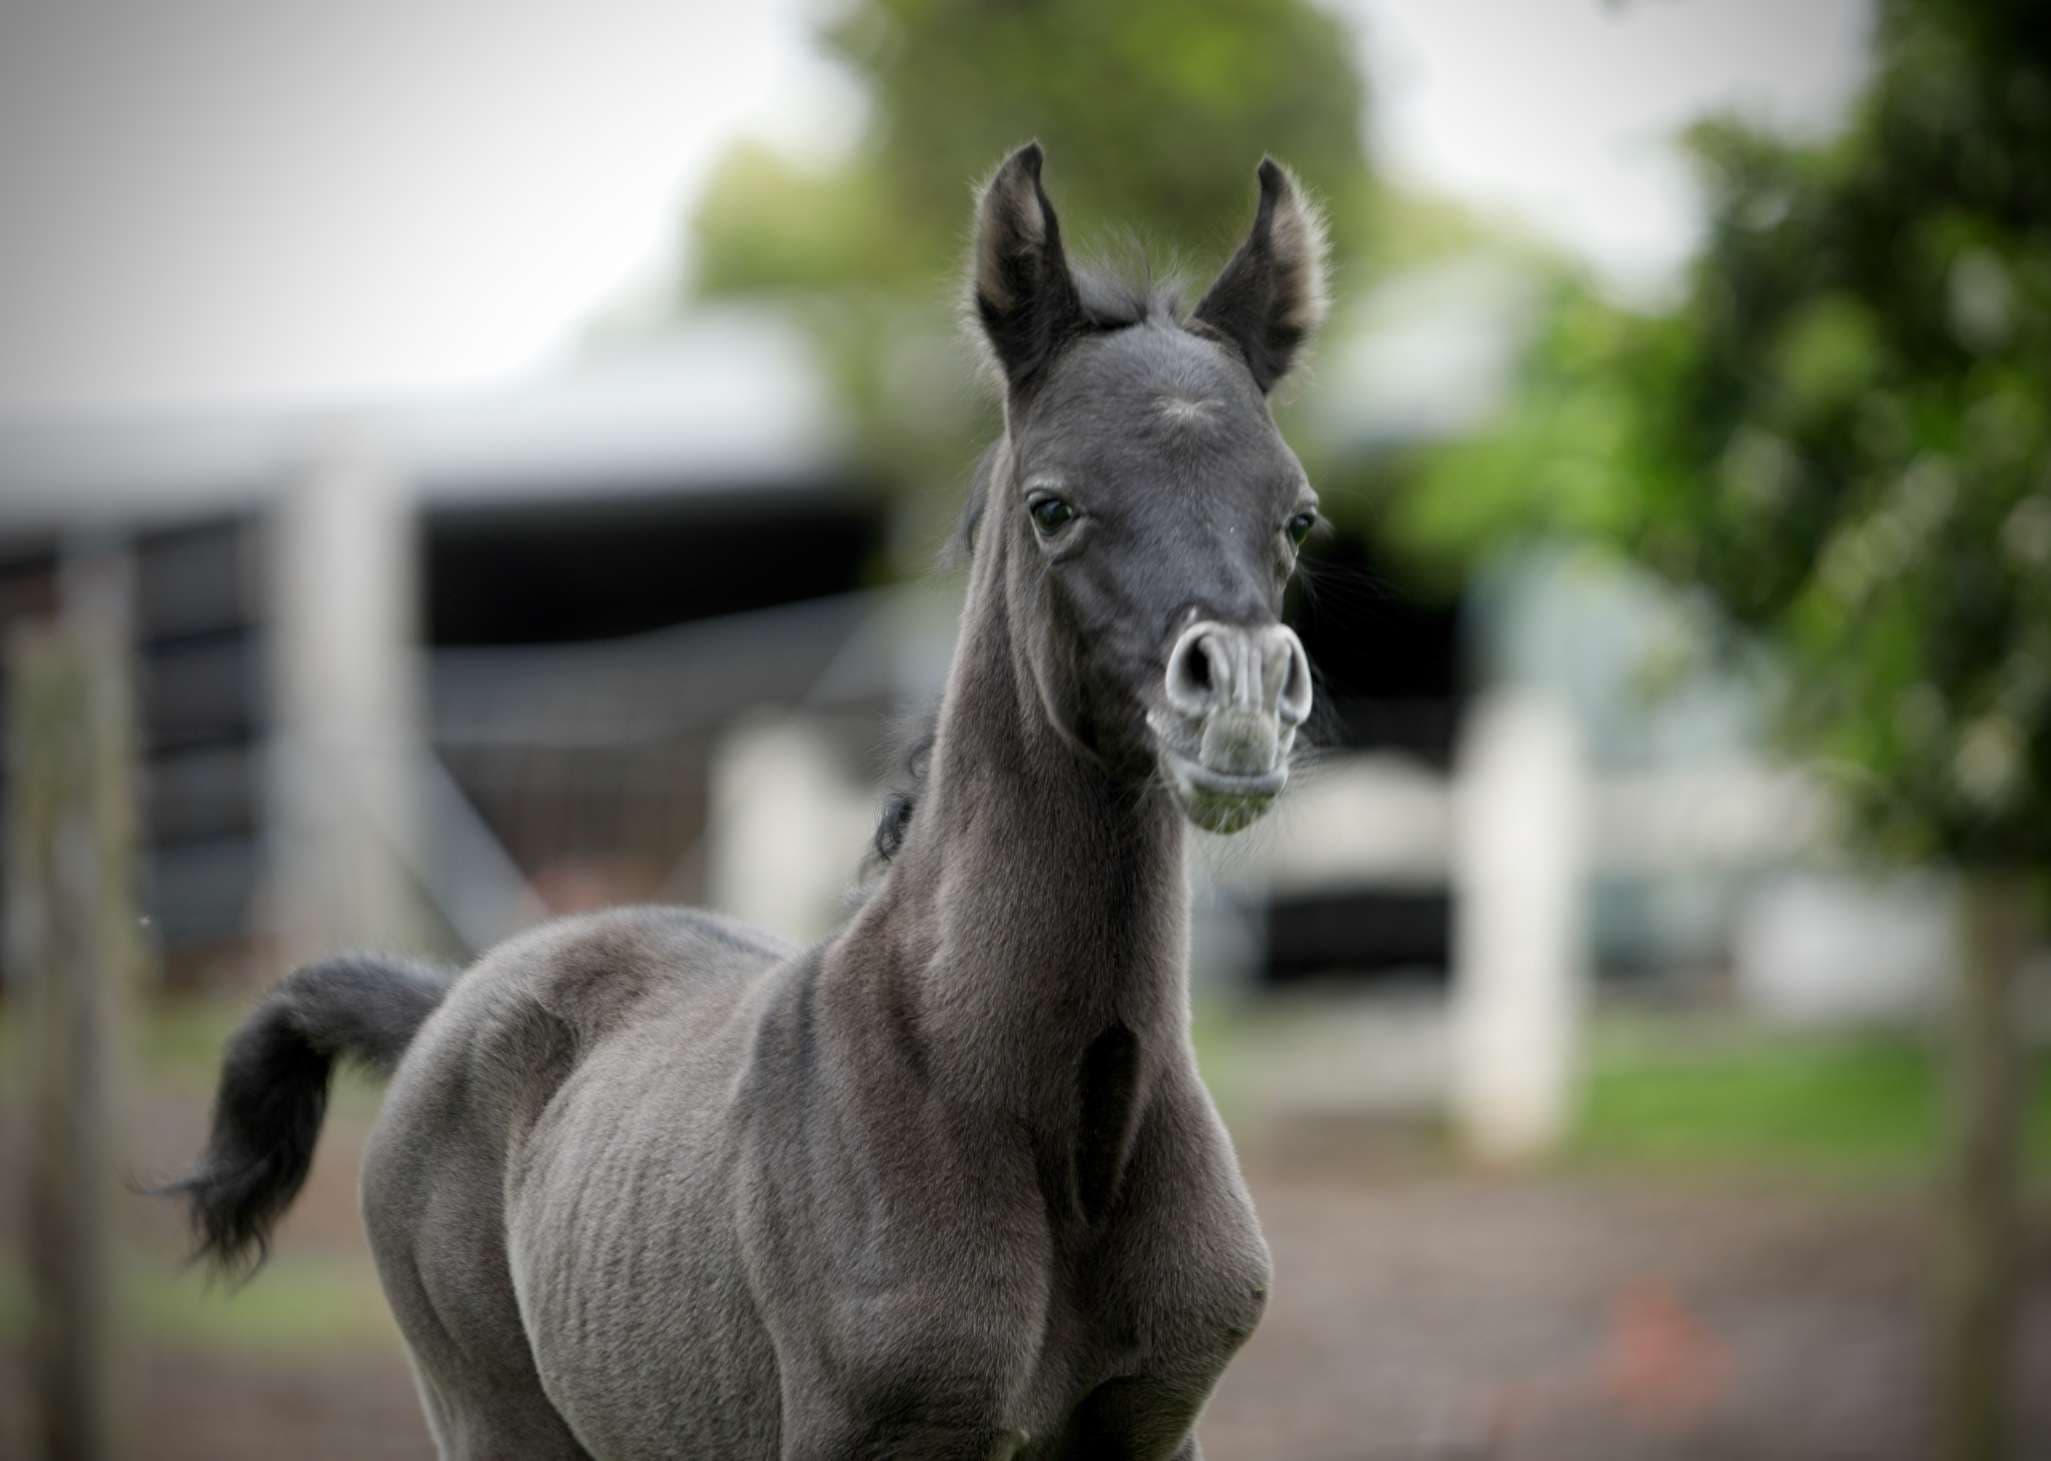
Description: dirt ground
xmin=4 ymin=1099 xmax=2049 ymax=1459
xmin=1210 ymin=1130 xmax=2051 ymax=1460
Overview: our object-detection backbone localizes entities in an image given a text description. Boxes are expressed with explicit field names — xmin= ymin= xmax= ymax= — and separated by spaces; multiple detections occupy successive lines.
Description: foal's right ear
xmin=970 ymin=143 xmax=1084 ymax=388
xmin=1192 ymin=159 xmax=1330 ymax=393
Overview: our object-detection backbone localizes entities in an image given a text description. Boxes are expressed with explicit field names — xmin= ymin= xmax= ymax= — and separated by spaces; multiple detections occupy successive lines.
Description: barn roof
xmin=0 ymin=309 xmax=850 ymax=536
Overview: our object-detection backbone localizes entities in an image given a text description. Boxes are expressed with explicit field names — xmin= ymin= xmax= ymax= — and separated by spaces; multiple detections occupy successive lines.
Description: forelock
xmin=1071 ymin=261 xmax=1186 ymax=330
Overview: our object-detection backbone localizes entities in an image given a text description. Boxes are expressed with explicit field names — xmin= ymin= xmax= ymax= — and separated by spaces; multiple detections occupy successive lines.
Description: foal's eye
xmin=1028 ymin=494 xmax=1077 ymax=536
xmin=1286 ymin=511 xmax=1318 ymax=547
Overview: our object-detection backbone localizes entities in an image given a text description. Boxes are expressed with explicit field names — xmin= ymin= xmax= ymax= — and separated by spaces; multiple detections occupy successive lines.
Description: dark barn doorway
xmin=1265 ymin=529 xmax=1468 ymax=984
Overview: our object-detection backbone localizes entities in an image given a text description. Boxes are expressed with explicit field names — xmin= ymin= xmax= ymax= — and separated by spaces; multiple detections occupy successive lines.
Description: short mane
xmin=961 ymin=246 xmax=1189 ymax=388
xmin=1072 ymin=258 xmax=1187 ymax=331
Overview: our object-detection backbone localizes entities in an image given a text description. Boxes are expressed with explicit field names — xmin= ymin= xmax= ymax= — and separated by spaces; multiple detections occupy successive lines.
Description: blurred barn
xmin=0 ymin=313 xmax=897 ymax=981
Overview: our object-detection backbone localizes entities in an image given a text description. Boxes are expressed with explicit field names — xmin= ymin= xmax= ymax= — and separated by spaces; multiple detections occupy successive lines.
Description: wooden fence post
xmin=1936 ymin=872 xmax=2034 ymax=1461
xmin=7 ymin=571 xmax=139 ymax=1461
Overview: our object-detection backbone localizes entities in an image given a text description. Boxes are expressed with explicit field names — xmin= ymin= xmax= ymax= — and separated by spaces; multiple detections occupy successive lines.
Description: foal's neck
xmin=847 ymin=505 xmax=1190 ymax=1113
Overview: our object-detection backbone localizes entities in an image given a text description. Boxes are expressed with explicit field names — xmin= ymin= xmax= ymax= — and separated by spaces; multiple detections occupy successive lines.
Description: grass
xmin=125 ymin=1256 xmax=403 ymax=1353
xmin=0 ymin=992 xmax=242 ymax=1095
xmin=0 ymin=1251 xmax=402 ymax=1355
xmin=2 ymin=993 xmax=399 ymax=1359
xmin=1195 ymin=992 xmax=2051 ymax=1185
xmin=1573 ymin=1019 xmax=2051 ymax=1181
xmin=0 ymin=991 xmax=388 ymax=1110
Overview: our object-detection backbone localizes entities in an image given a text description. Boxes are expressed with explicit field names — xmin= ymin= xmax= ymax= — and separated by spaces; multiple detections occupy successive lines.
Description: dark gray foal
xmin=167 ymin=143 xmax=1329 ymax=1459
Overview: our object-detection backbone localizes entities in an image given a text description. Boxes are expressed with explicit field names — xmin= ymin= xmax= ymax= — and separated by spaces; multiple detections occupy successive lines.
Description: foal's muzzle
xmin=1152 ymin=620 xmax=1313 ymax=833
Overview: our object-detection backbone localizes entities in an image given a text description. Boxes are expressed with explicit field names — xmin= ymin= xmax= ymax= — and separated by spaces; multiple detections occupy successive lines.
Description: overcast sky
xmin=0 ymin=0 xmax=1871 ymax=416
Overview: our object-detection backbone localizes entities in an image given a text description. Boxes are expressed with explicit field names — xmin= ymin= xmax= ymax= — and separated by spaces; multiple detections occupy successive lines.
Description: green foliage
xmin=695 ymin=0 xmax=1371 ymax=301
xmin=692 ymin=143 xmax=901 ymax=297
xmin=817 ymin=0 xmax=1369 ymax=268
xmin=1396 ymin=0 xmax=2051 ymax=864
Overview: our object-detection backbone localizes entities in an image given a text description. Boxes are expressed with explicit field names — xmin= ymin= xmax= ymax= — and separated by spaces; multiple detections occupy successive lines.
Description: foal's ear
xmin=1192 ymin=159 xmax=1330 ymax=393
xmin=970 ymin=142 xmax=1084 ymax=388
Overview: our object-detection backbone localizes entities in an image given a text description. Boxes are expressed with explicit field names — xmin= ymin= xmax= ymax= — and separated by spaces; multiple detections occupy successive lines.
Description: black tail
xmin=157 ymin=954 xmax=452 ymax=1277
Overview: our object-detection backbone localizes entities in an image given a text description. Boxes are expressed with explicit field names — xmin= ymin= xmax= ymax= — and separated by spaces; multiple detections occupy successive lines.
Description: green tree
xmin=680 ymin=0 xmax=1379 ymax=551
xmin=1392 ymin=3 xmax=2050 ymax=1454
xmin=696 ymin=0 xmax=1371 ymax=297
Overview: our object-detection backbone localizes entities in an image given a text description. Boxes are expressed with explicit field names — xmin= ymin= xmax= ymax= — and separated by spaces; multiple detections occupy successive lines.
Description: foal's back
xmin=362 ymin=905 xmax=797 ymax=1459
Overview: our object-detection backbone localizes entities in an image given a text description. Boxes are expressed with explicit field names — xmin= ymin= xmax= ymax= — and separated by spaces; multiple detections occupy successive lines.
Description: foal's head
xmin=967 ymin=144 xmax=1326 ymax=835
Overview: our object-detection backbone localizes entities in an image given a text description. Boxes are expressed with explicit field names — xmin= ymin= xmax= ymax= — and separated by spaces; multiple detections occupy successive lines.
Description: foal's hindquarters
xmin=361 ymin=907 xmax=789 ymax=1459
xmin=359 ymin=905 xmax=1267 ymax=1460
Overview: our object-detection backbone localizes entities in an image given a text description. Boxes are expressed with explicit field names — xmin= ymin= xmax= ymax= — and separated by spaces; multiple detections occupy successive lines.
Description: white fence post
xmin=266 ymin=430 xmax=424 ymax=962
xmin=708 ymin=715 xmax=877 ymax=943
xmin=1450 ymin=690 xmax=1588 ymax=1161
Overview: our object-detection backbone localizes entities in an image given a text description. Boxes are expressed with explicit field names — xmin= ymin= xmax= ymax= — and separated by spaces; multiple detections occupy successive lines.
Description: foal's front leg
xmin=1058 ymin=1374 xmax=1210 ymax=1460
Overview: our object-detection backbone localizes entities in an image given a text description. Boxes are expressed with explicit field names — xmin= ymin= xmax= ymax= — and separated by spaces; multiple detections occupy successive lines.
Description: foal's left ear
xmin=1192 ymin=159 xmax=1330 ymax=393
xmin=971 ymin=142 xmax=1084 ymax=388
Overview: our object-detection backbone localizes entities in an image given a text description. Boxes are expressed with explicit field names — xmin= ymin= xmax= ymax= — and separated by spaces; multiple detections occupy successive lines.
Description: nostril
xmin=1277 ymin=629 xmax=1314 ymax=726
xmin=1165 ymin=624 xmax=1226 ymax=715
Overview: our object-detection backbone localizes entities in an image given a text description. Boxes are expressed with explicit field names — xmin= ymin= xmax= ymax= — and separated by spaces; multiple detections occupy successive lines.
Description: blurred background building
xmin=1 ymin=1 xmax=2045 ymax=1458
xmin=0 ymin=317 xmax=887 ymax=973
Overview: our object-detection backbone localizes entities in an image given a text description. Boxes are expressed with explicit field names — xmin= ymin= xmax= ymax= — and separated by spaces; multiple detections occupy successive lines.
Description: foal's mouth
xmin=1163 ymin=750 xmax=1287 ymax=835
xmin=1148 ymin=707 xmax=1293 ymax=834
